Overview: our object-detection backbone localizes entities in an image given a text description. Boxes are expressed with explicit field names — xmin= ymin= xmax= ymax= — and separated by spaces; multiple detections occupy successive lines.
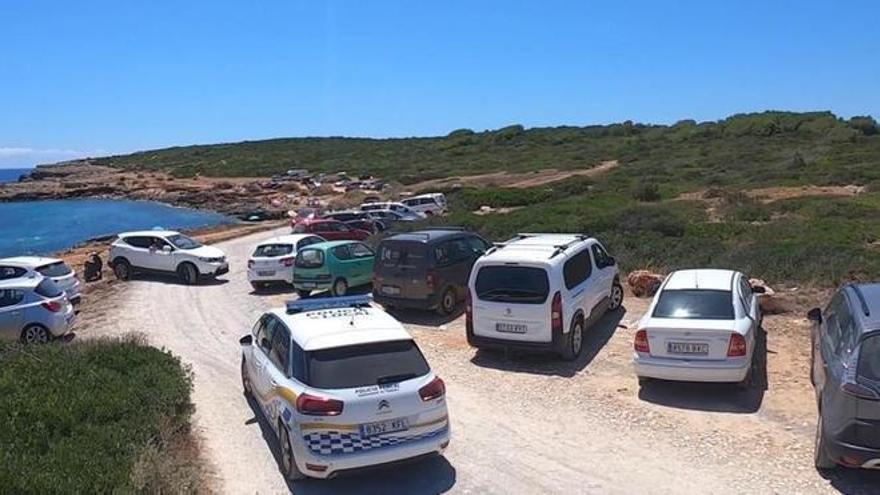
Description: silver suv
xmin=0 ymin=276 xmax=75 ymax=344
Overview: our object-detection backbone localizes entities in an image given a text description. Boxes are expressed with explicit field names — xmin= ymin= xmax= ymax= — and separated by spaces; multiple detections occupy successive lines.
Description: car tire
xmin=437 ymin=287 xmax=456 ymax=316
xmin=279 ymin=422 xmax=306 ymax=480
xmin=250 ymin=282 xmax=262 ymax=292
xmin=332 ymin=278 xmax=348 ymax=297
xmin=609 ymin=280 xmax=624 ymax=311
xmin=560 ymin=319 xmax=584 ymax=361
xmin=736 ymin=357 xmax=754 ymax=390
xmin=637 ymin=376 xmax=652 ymax=387
xmin=241 ymin=357 xmax=253 ymax=397
xmin=113 ymin=259 xmax=132 ymax=281
xmin=177 ymin=263 xmax=199 ymax=285
xmin=814 ymin=412 xmax=837 ymax=470
xmin=20 ymin=324 xmax=51 ymax=345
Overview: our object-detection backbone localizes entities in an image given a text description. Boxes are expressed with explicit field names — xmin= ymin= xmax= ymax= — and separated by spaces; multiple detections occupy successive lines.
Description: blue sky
xmin=1 ymin=0 xmax=878 ymax=168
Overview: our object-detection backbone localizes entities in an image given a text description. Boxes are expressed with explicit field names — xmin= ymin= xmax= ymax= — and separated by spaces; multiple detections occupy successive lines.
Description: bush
xmin=0 ymin=337 xmax=198 ymax=492
xmin=631 ymin=182 xmax=661 ymax=202
xmin=615 ymin=205 xmax=686 ymax=237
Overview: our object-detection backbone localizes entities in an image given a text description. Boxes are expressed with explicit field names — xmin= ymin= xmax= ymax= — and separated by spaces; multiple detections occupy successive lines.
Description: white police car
xmin=239 ymin=295 xmax=449 ymax=480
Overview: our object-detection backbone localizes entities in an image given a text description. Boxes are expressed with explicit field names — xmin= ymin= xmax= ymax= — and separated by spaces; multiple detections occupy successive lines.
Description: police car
xmin=239 ymin=295 xmax=450 ymax=480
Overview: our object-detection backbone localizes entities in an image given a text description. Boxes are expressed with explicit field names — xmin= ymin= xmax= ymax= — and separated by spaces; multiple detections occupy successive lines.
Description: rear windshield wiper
xmin=376 ymin=373 xmax=417 ymax=385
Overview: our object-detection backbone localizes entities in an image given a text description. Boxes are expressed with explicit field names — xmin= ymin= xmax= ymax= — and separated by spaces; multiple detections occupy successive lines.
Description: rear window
xmin=305 ymin=340 xmax=430 ymax=389
xmin=294 ymin=249 xmax=324 ymax=268
xmin=858 ymin=335 xmax=880 ymax=383
xmin=377 ymin=242 xmax=426 ymax=269
xmin=0 ymin=266 xmax=27 ymax=280
xmin=253 ymin=244 xmax=293 ymax=258
xmin=474 ymin=266 xmax=550 ymax=304
xmin=652 ymin=289 xmax=735 ymax=320
xmin=35 ymin=278 xmax=63 ymax=298
xmin=37 ymin=262 xmax=72 ymax=278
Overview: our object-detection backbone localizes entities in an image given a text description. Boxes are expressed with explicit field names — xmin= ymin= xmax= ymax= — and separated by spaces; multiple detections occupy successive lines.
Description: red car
xmin=292 ymin=218 xmax=371 ymax=241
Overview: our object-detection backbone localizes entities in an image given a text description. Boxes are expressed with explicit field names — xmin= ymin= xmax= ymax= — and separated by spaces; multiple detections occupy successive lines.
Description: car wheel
xmin=250 ymin=282 xmax=263 ymax=292
xmin=609 ymin=281 xmax=624 ymax=310
xmin=437 ymin=287 xmax=456 ymax=316
xmin=21 ymin=324 xmax=50 ymax=345
xmin=178 ymin=263 xmax=198 ymax=285
xmin=241 ymin=358 xmax=252 ymax=397
xmin=279 ymin=422 xmax=306 ymax=480
xmin=332 ymin=278 xmax=348 ymax=297
xmin=814 ymin=412 xmax=837 ymax=470
xmin=561 ymin=319 xmax=584 ymax=361
xmin=637 ymin=376 xmax=652 ymax=387
xmin=113 ymin=259 xmax=131 ymax=281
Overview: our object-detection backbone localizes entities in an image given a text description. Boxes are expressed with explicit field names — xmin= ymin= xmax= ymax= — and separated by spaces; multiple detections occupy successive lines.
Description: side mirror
xmin=239 ymin=335 xmax=253 ymax=346
xmin=807 ymin=308 xmax=822 ymax=323
xmin=752 ymin=286 xmax=766 ymax=294
xmin=162 ymin=245 xmax=173 ymax=253
xmin=608 ymin=257 xmax=617 ymax=266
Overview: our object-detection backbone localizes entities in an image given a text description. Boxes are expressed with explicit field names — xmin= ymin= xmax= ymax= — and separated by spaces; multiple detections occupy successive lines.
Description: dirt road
xmin=83 ymin=228 xmax=880 ymax=494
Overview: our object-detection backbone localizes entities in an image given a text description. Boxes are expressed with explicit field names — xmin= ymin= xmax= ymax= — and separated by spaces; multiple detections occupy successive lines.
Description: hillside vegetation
xmin=94 ymin=111 xmax=880 ymax=284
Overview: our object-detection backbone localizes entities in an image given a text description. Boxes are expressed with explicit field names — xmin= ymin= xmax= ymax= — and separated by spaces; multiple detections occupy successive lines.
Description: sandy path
xmin=82 ymin=228 xmax=879 ymax=494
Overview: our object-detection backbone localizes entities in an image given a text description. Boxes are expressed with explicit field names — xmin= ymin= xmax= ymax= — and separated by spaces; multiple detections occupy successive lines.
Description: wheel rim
xmin=611 ymin=285 xmax=623 ymax=308
xmin=116 ymin=264 xmax=128 ymax=278
xmin=572 ymin=324 xmax=583 ymax=354
xmin=334 ymin=280 xmax=347 ymax=296
xmin=280 ymin=427 xmax=293 ymax=473
xmin=443 ymin=291 xmax=455 ymax=312
xmin=24 ymin=326 xmax=48 ymax=344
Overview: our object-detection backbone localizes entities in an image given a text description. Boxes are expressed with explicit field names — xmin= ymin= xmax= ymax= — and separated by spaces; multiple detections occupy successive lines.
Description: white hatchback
xmin=247 ymin=234 xmax=325 ymax=290
xmin=0 ymin=256 xmax=82 ymax=305
xmin=240 ymin=295 xmax=449 ymax=480
xmin=633 ymin=269 xmax=763 ymax=387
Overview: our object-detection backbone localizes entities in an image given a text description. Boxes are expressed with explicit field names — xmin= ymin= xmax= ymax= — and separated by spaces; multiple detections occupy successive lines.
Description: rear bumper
xmin=247 ymin=269 xmax=293 ymax=284
xmin=633 ymin=353 xmax=750 ymax=383
xmin=294 ymin=280 xmax=332 ymax=291
xmin=467 ymin=327 xmax=562 ymax=353
xmin=825 ymin=435 xmax=880 ymax=469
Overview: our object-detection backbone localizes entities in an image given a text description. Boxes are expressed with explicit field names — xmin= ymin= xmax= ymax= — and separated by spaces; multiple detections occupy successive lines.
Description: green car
xmin=293 ymin=240 xmax=376 ymax=297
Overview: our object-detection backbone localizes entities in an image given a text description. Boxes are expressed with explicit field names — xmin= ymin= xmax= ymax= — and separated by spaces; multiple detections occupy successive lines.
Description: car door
xmin=590 ymin=242 xmax=616 ymax=304
xmin=437 ymin=238 xmax=472 ymax=296
xmin=152 ymin=237 xmax=177 ymax=272
xmin=0 ymin=289 xmax=25 ymax=341
xmin=562 ymin=248 xmax=594 ymax=325
xmin=250 ymin=315 xmax=278 ymax=413
xmin=121 ymin=236 xmax=153 ymax=269
xmin=264 ymin=320 xmax=293 ymax=424
xmin=734 ymin=275 xmax=758 ymax=354
xmin=816 ymin=294 xmax=846 ymax=403
xmin=349 ymin=242 xmax=375 ymax=286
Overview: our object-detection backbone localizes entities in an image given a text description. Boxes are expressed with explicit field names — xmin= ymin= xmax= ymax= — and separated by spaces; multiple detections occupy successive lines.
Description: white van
xmin=401 ymin=193 xmax=447 ymax=216
xmin=466 ymin=233 xmax=623 ymax=360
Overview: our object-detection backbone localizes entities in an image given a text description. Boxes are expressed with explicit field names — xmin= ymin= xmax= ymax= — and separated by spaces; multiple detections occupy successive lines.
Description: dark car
xmin=292 ymin=218 xmax=371 ymax=242
xmin=372 ymin=228 xmax=491 ymax=315
xmin=809 ymin=283 xmax=880 ymax=470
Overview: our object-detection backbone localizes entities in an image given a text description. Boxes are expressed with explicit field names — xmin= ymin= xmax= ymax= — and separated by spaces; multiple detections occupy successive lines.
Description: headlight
xmin=199 ymin=256 xmax=224 ymax=263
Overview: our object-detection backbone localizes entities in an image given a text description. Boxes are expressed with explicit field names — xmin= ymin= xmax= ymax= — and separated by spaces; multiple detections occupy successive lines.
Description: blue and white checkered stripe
xmin=303 ymin=426 xmax=448 ymax=456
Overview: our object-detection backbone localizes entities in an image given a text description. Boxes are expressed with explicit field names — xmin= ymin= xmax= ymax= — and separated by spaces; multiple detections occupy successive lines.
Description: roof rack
xmin=848 ymin=284 xmax=871 ymax=317
xmin=286 ymin=295 xmax=373 ymax=314
xmin=550 ymin=237 xmax=589 ymax=258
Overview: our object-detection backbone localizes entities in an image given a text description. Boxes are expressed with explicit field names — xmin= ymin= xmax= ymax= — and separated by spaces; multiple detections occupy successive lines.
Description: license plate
xmin=496 ymin=322 xmax=527 ymax=334
xmin=360 ymin=418 xmax=409 ymax=437
xmin=381 ymin=285 xmax=401 ymax=295
xmin=667 ymin=342 xmax=709 ymax=355
xmin=257 ymin=270 xmax=275 ymax=276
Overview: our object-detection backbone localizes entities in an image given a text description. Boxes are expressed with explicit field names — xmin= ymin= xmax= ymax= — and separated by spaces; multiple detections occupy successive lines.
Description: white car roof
xmin=256 ymin=234 xmax=321 ymax=247
xmin=0 ymin=275 xmax=43 ymax=290
xmin=480 ymin=234 xmax=595 ymax=266
xmin=664 ymin=269 xmax=737 ymax=291
xmin=0 ymin=256 xmax=62 ymax=268
xmin=118 ymin=230 xmax=180 ymax=237
xmin=270 ymin=300 xmax=412 ymax=351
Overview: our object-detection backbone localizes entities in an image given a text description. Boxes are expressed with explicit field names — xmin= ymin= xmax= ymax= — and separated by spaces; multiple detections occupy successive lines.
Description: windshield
xmin=652 ymin=289 xmax=735 ymax=320
xmin=36 ymin=261 xmax=72 ymax=278
xmin=167 ymin=234 xmax=202 ymax=250
xmin=253 ymin=243 xmax=293 ymax=258
xmin=305 ymin=340 xmax=430 ymax=389
xmin=294 ymin=249 xmax=324 ymax=268
xmin=475 ymin=266 xmax=550 ymax=304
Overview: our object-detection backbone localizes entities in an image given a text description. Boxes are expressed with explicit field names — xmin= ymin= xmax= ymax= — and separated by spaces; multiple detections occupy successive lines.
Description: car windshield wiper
xmin=376 ymin=373 xmax=417 ymax=385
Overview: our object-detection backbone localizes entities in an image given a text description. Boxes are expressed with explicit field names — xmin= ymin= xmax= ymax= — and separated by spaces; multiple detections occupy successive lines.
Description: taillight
xmin=465 ymin=289 xmax=473 ymax=332
xmin=426 ymin=270 xmax=436 ymax=292
xmin=419 ymin=377 xmax=445 ymax=402
xmin=550 ymin=291 xmax=563 ymax=333
xmin=296 ymin=393 xmax=344 ymax=416
xmin=41 ymin=301 xmax=63 ymax=313
xmin=247 ymin=260 xmax=255 ymax=269
xmin=634 ymin=329 xmax=650 ymax=353
xmin=727 ymin=333 xmax=747 ymax=357
xmin=281 ymin=257 xmax=295 ymax=267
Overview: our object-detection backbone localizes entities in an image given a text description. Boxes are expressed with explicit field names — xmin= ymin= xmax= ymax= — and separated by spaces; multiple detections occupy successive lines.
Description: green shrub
xmin=631 ymin=182 xmax=661 ymax=202
xmin=0 ymin=337 xmax=196 ymax=493
xmin=615 ymin=205 xmax=686 ymax=237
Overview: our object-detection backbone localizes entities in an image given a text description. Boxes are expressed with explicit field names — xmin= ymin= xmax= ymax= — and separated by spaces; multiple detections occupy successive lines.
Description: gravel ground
xmin=78 ymin=227 xmax=880 ymax=494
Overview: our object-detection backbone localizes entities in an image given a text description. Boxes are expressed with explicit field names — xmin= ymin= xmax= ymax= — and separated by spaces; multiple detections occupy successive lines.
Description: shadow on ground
xmin=637 ymin=326 xmax=769 ymax=414
xmin=388 ymin=306 xmax=464 ymax=327
xmin=468 ymin=307 xmax=625 ymax=378
xmin=129 ymin=272 xmax=230 ymax=286
xmin=822 ymin=467 xmax=880 ymax=494
xmin=244 ymin=394 xmax=456 ymax=494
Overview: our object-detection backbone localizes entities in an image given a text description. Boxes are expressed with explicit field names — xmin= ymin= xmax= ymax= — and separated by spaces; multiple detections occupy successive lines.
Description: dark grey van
xmin=809 ymin=283 xmax=880 ymax=470
xmin=373 ymin=228 xmax=491 ymax=315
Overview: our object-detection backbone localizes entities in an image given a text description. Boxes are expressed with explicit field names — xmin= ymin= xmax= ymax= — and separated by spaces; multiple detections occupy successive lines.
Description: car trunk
xmin=643 ymin=319 xmax=737 ymax=361
xmin=471 ymin=264 xmax=552 ymax=343
xmin=375 ymin=242 xmax=430 ymax=301
xmin=250 ymin=244 xmax=295 ymax=276
xmin=37 ymin=262 xmax=76 ymax=293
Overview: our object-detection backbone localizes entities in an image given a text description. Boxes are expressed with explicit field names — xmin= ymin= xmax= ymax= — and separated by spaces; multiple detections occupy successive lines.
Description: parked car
xmin=360 ymin=201 xmax=427 ymax=219
xmin=109 ymin=230 xmax=229 ymax=285
xmin=0 ymin=276 xmax=75 ymax=344
xmin=632 ymin=269 xmax=763 ymax=388
xmin=366 ymin=208 xmax=422 ymax=224
xmin=293 ymin=241 xmax=376 ymax=297
xmin=345 ymin=219 xmax=382 ymax=234
xmin=466 ymin=233 xmax=623 ymax=360
xmin=401 ymin=193 xmax=447 ymax=216
xmin=322 ymin=210 xmax=367 ymax=223
xmin=247 ymin=234 xmax=325 ymax=290
xmin=239 ymin=295 xmax=449 ymax=480
xmin=808 ymin=283 xmax=880 ymax=470
xmin=292 ymin=218 xmax=371 ymax=242
xmin=0 ymin=256 xmax=82 ymax=305
xmin=373 ymin=228 xmax=490 ymax=315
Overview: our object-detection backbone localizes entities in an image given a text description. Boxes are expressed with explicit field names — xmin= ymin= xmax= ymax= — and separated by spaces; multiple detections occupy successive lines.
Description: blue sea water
xmin=0 ymin=168 xmax=32 ymax=184
xmin=0 ymin=199 xmax=235 ymax=257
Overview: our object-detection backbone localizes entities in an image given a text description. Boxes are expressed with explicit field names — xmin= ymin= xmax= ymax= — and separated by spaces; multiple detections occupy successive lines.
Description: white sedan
xmin=632 ymin=269 xmax=763 ymax=388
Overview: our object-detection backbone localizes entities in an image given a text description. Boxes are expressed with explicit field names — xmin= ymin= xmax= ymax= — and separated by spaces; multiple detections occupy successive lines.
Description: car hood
xmin=185 ymin=246 xmax=225 ymax=258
